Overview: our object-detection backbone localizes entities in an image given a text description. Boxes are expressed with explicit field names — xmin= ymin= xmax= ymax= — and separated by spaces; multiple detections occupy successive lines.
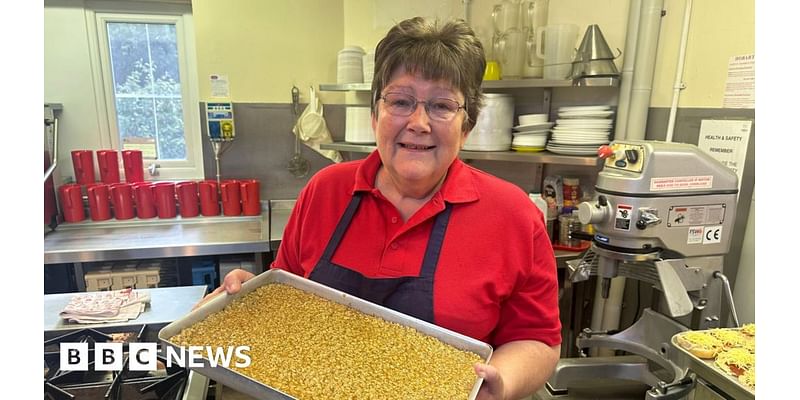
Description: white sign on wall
xmin=722 ymin=54 xmax=754 ymax=109
xmin=697 ymin=119 xmax=752 ymax=191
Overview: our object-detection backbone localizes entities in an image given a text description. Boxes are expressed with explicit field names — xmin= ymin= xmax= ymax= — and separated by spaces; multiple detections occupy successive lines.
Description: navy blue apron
xmin=308 ymin=193 xmax=452 ymax=323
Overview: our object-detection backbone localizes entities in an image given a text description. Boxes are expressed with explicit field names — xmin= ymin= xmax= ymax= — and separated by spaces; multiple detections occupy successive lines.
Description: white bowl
xmin=512 ymin=134 xmax=547 ymax=147
xmin=518 ymin=113 xmax=548 ymax=125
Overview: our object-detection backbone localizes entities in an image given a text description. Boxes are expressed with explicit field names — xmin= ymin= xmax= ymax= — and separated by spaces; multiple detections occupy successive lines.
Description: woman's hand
xmin=474 ymin=363 xmax=505 ymax=400
xmin=192 ymin=268 xmax=256 ymax=310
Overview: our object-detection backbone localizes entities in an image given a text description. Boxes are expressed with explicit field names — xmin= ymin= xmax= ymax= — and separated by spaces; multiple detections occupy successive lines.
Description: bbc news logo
xmin=60 ymin=343 xmax=251 ymax=371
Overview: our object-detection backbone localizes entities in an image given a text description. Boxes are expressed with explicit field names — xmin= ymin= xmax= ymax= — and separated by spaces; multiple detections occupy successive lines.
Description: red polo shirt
xmin=272 ymin=151 xmax=561 ymax=347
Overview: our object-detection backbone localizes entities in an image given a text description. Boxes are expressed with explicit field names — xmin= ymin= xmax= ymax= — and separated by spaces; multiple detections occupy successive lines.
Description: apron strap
xmin=319 ymin=193 xmax=363 ymax=262
xmin=418 ymin=203 xmax=452 ymax=278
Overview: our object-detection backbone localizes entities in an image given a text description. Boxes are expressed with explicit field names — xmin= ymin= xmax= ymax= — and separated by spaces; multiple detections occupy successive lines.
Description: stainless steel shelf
xmin=482 ymin=79 xmax=574 ymax=89
xmin=320 ymin=142 xmax=600 ymax=166
xmin=319 ymin=83 xmax=372 ymax=91
xmin=319 ymin=77 xmax=618 ymax=92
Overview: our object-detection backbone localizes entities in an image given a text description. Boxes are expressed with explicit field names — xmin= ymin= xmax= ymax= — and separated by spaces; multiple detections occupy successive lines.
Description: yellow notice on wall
xmin=123 ymin=137 xmax=158 ymax=159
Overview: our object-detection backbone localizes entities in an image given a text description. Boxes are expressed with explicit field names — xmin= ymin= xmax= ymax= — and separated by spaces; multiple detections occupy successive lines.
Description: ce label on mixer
xmin=687 ymin=225 xmax=723 ymax=245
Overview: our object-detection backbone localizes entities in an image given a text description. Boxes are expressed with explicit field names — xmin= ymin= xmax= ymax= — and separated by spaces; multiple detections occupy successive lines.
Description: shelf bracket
xmin=532 ymin=163 xmax=544 ymax=193
xmin=543 ymin=88 xmax=552 ymax=115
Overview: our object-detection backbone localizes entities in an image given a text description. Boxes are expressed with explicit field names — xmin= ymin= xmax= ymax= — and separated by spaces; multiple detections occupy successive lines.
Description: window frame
xmin=85 ymin=1 xmax=203 ymax=180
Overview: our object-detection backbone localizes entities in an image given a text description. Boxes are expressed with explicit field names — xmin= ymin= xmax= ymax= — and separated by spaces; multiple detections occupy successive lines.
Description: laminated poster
xmin=697 ymin=119 xmax=752 ymax=192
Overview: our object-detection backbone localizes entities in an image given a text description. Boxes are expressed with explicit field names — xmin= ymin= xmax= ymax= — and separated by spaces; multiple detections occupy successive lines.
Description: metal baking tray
xmin=159 ymin=268 xmax=493 ymax=400
xmin=670 ymin=331 xmax=754 ymax=400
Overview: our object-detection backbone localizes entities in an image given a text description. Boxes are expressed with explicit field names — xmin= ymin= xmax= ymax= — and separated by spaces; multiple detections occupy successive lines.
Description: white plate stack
xmin=337 ymin=46 xmax=366 ymax=84
xmin=547 ymin=105 xmax=614 ymax=155
xmin=511 ymin=113 xmax=553 ymax=152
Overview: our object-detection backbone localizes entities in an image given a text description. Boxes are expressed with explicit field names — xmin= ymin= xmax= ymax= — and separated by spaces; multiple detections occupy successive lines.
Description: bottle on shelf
xmin=529 ymin=192 xmax=548 ymax=225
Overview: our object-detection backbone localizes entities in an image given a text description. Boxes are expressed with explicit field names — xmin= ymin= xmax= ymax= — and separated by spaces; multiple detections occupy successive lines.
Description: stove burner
xmin=44 ymin=324 xmax=188 ymax=400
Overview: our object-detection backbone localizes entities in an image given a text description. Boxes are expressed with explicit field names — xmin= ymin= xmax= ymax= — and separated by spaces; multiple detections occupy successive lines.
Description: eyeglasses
xmin=379 ymin=92 xmax=466 ymax=122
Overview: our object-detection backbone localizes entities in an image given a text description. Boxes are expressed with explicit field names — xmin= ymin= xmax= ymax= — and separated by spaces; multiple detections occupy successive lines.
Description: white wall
xmin=45 ymin=0 xmax=109 ymax=186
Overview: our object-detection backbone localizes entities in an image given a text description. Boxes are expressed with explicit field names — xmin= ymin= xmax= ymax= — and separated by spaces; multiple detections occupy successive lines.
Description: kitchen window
xmin=87 ymin=2 xmax=202 ymax=179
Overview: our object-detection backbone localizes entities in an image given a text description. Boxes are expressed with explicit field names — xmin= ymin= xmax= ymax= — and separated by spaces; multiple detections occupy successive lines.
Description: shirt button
xmin=391 ymin=216 xmax=398 ymax=223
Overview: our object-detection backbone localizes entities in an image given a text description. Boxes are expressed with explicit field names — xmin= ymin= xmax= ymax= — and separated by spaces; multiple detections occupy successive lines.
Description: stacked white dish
xmin=547 ymin=105 xmax=614 ymax=155
xmin=337 ymin=46 xmax=366 ymax=84
xmin=511 ymin=113 xmax=552 ymax=152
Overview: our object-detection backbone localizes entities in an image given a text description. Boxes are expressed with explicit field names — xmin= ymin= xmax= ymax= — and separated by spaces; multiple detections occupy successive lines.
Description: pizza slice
xmin=714 ymin=347 xmax=755 ymax=378
xmin=738 ymin=367 xmax=755 ymax=389
xmin=709 ymin=328 xmax=748 ymax=349
xmin=676 ymin=331 xmax=724 ymax=359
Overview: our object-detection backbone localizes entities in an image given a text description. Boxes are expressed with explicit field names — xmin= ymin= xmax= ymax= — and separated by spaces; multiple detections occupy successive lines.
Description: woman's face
xmin=372 ymin=69 xmax=469 ymax=191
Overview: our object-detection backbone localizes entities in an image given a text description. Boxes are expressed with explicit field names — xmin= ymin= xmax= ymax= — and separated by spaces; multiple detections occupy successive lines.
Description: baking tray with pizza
xmin=671 ymin=324 xmax=755 ymax=400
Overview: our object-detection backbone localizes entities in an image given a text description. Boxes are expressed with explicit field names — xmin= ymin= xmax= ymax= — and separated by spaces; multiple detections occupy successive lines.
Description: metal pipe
xmin=713 ymin=271 xmax=740 ymax=327
xmin=665 ymin=0 xmax=693 ymax=143
xmin=614 ymin=0 xmax=642 ymax=140
xmin=589 ymin=276 xmax=607 ymax=357
xmin=44 ymin=118 xmax=59 ymax=182
xmin=626 ymin=0 xmax=664 ymax=140
xmin=598 ymin=276 xmax=627 ymax=357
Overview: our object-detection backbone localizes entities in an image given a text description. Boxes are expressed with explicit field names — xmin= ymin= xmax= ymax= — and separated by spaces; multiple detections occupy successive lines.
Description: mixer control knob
xmin=577 ymin=201 xmax=609 ymax=225
xmin=625 ymin=149 xmax=639 ymax=164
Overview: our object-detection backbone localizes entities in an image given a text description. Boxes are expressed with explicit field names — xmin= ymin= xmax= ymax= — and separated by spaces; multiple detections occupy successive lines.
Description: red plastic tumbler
xmin=58 ymin=183 xmax=86 ymax=222
xmin=176 ymin=181 xmax=199 ymax=218
xmin=122 ymin=150 xmax=145 ymax=183
xmin=86 ymin=183 xmax=112 ymax=221
xmin=239 ymin=179 xmax=261 ymax=216
xmin=220 ymin=180 xmax=241 ymax=216
xmin=96 ymin=150 xmax=121 ymax=184
xmin=152 ymin=182 xmax=177 ymax=219
xmin=133 ymin=182 xmax=156 ymax=219
xmin=71 ymin=150 xmax=96 ymax=185
xmin=199 ymin=180 xmax=220 ymax=216
xmin=110 ymin=183 xmax=135 ymax=220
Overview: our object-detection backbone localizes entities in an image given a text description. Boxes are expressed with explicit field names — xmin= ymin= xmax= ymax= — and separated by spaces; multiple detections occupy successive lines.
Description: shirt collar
xmin=353 ymin=150 xmax=479 ymax=204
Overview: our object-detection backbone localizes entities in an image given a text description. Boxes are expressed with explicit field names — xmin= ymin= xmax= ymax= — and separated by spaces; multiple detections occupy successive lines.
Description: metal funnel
xmin=574 ymin=24 xmax=620 ymax=62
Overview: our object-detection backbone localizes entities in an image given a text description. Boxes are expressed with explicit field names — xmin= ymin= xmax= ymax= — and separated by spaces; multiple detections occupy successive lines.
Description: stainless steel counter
xmin=268 ymin=199 xmax=295 ymax=251
xmin=44 ymin=285 xmax=207 ymax=331
xmin=44 ymin=207 xmax=272 ymax=265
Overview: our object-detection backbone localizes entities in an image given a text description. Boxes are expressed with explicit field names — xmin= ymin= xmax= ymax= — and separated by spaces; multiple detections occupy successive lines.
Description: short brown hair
xmin=370 ymin=17 xmax=486 ymax=132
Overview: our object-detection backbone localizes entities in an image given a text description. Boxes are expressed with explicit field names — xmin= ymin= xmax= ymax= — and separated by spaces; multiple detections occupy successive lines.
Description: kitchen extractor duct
xmin=665 ymin=0 xmax=693 ymax=143
xmin=626 ymin=0 xmax=664 ymax=140
xmin=613 ymin=0 xmax=642 ymax=140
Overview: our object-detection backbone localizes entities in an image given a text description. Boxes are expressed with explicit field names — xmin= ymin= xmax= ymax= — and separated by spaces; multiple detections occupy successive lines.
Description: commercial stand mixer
xmin=539 ymin=140 xmax=740 ymax=400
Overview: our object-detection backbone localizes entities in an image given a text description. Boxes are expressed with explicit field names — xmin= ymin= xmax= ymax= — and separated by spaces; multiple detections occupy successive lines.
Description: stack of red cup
xmin=61 ymin=148 xmax=263 ymax=223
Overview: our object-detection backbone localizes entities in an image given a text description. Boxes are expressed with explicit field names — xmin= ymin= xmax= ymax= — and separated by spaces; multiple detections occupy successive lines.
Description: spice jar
xmin=563 ymin=177 xmax=581 ymax=209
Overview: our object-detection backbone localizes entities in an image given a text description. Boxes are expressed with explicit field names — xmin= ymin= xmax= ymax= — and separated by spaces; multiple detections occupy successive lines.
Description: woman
xmin=205 ymin=17 xmax=561 ymax=400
